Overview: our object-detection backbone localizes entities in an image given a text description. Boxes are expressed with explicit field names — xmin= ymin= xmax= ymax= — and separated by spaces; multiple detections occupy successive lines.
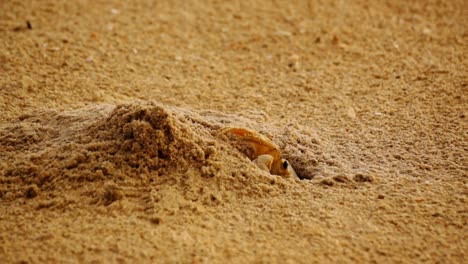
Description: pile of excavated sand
xmin=1 ymin=101 xmax=352 ymax=209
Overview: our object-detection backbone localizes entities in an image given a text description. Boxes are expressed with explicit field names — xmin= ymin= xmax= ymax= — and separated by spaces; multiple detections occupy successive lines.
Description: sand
xmin=0 ymin=0 xmax=466 ymax=263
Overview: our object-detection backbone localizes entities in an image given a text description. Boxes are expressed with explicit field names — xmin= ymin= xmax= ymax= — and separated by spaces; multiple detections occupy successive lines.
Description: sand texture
xmin=0 ymin=0 xmax=467 ymax=263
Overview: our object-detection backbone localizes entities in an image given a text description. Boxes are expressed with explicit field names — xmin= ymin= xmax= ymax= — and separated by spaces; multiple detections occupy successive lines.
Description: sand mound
xmin=1 ymin=101 xmax=346 ymax=207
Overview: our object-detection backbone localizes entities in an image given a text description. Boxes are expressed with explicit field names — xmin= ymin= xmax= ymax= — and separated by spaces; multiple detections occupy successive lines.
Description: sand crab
xmin=221 ymin=127 xmax=298 ymax=179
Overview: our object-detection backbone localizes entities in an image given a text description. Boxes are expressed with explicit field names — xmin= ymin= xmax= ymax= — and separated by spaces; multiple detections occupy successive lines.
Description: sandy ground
xmin=0 ymin=0 xmax=467 ymax=263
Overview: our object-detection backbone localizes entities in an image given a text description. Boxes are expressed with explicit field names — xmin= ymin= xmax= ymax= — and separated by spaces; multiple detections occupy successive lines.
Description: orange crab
xmin=221 ymin=127 xmax=298 ymax=179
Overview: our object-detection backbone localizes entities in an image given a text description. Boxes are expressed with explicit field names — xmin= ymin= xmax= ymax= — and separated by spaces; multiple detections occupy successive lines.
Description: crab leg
xmin=220 ymin=127 xmax=280 ymax=159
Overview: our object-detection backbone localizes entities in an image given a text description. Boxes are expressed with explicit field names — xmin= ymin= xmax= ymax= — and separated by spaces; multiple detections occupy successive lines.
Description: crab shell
xmin=221 ymin=127 xmax=298 ymax=179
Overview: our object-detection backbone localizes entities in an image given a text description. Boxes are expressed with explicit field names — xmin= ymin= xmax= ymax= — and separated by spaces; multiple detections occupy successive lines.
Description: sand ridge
xmin=0 ymin=101 xmax=320 ymax=204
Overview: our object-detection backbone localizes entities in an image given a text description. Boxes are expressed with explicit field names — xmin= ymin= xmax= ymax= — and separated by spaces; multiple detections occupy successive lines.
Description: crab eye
xmin=282 ymin=160 xmax=289 ymax=170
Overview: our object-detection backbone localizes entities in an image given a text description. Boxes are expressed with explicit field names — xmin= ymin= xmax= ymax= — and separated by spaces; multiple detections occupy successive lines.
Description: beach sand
xmin=0 ymin=0 xmax=466 ymax=262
